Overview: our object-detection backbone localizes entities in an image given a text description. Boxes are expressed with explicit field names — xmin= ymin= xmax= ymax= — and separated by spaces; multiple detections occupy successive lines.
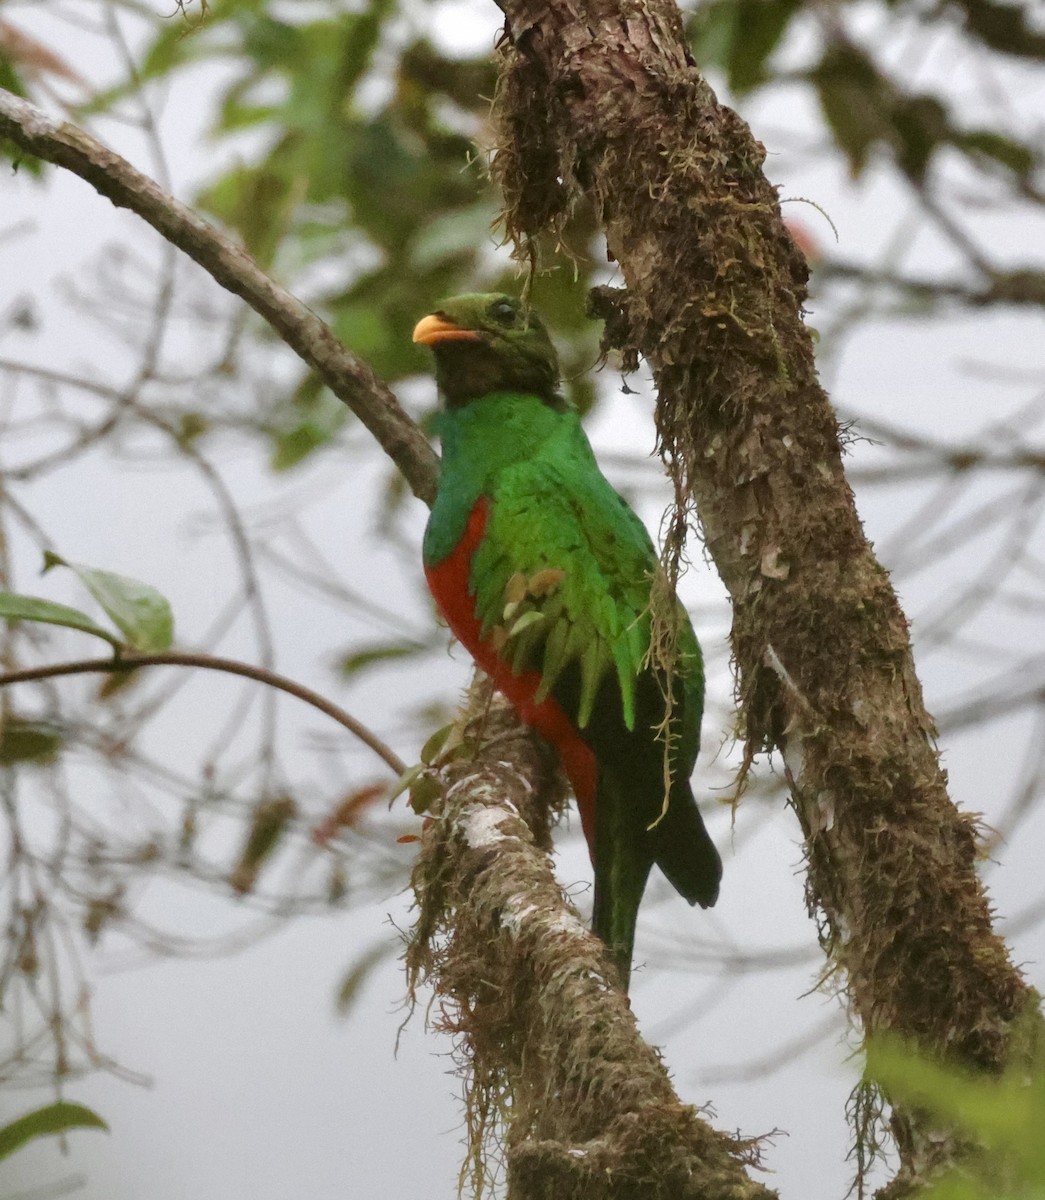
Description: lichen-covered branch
xmin=0 ymin=87 xmax=438 ymax=505
xmin=491 ymin=0 xmax=1040 ymax=1188
xmin=407 ymin=680 xmax=774 ymax=1200
xmin=1 ymin=76 xmax=770 ymax=1199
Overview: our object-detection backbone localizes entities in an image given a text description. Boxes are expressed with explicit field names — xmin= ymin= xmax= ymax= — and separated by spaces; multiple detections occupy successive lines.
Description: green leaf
xmin=0 ymin=54 xmax=44 ymax=177
xmin=0 ymin=1101 xmax=108 ymax=1162
xmin=811 ymin=46 xmax=885 ymax=178
xmin=198 ymin=146 xmax=306 ymax=266
xmin=0 ymin=592 xmax=123 ymax=650
xmin=892 ymin=94 xmax=949 ymax=183
xmin=45 ymin=559 xmax=174 ymax=653
xmin=686 ymin=2 xmax=733 ymax=72
xmin=340 ymin=641 xmax=426 ymax=679
xmin=271 ymin=424 xmax=325 ymax=471
xmin=240 ymin=13 xmax=306 ymax=70
xmin=408 ymin=774 xmax=442 ymax=814
xmin=78 ymin=567 xmax=174 ymax=653
xmin=955 ymin=129 xmax=1035 ymax=177
xmin=411 ymin=202 xmax=500 ymax=271
xmin=230 ymin=795 xmax=297 ymax=894
xmin=324 ymin=5 xmax=390 ymax=95
xmin=0 ymin=718 xmax=64 ymax=766
xmin=867 ymin=1035 xmax=1045 ymax=1195
xmin=685 ymin=0 xmax=801 ymax=92
xmin=387 ymin=762 xmax=423 ymax=804
xmin=97 ymin=667 xmax=145 ymax=702
xmin=729 ymin=0 xmax=802 ymax=93
xmin=335 ymin=942 xmax=392 ymax=1015
xmin=270 ymin=387 xmax=348 ymax=470
xmin=954 ymin=0 xmax=1045 ymax=59
xmin=816 ymin=81 xmax=878 ymax=177
xmin=419 ymin=722 xmax=454 ymax=765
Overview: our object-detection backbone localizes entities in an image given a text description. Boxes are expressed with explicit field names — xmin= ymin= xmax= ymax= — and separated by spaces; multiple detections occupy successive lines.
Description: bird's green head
xmin=412 ymin=293 xmax=562 ymax=408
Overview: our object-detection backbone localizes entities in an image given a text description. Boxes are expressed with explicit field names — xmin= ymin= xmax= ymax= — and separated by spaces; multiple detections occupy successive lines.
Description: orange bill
xmin=411 ymin=313 xmax=483 ymax=346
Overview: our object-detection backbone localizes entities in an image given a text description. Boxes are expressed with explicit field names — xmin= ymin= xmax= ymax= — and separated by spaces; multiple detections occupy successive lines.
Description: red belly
xmin=425 ymin=496 xmax=598 ymax=855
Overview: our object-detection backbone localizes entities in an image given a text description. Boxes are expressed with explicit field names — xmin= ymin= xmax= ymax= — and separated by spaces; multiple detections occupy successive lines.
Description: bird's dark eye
xmin=489 ymin=299 xmax=517 ymax=326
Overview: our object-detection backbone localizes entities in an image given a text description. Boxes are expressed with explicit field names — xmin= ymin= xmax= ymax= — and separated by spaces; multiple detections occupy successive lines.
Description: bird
xmin=413 ymin=292 xmax=721 ymax=990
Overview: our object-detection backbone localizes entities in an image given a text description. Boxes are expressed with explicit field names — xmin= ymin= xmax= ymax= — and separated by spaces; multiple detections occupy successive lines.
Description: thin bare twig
xmin=0 ymin=651 xmax=408 ymax=776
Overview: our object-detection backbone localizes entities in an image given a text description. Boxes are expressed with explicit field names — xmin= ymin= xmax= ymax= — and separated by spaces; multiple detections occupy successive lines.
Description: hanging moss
xmin=406 ymin=682 xmax=774 ymax=1200
xmin=489 ymin=0 xmax=1040 ymax=1188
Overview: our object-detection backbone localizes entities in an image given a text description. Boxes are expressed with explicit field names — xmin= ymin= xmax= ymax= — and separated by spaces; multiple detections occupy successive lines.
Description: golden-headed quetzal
xmin=413 ymin=293 xmax=721 ymax=989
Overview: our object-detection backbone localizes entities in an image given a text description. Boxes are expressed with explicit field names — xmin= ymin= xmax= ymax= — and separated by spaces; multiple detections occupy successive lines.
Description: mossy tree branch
xmin=3 ymin=20 xmax=1041 ymax=1194
xmin=491 ymin=0 xmax=1040 ymax=1189
xmin=408 ymin=680 xmax=774 ymax=1200
xmin=0 ymin=81 xmax=776 ymax=1194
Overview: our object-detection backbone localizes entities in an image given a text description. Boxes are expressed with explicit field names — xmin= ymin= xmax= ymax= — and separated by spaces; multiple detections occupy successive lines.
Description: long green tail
xmin=591 ymin=767 xmax=652 ymax=991
xmin=592 ymin=771 xmax=719 ymax=991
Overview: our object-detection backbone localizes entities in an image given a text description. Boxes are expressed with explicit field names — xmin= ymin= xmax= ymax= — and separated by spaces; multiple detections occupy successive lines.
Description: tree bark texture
xmin=491 ymin=0 xmax=1039 ymax=1185
xmin=3 ymin=26 xmax=1041 ymax=1194
xmin=407 ymin=681 xmax=774 ymax=1200
xmin=0 ymin=82 xmax=771 ymax=1198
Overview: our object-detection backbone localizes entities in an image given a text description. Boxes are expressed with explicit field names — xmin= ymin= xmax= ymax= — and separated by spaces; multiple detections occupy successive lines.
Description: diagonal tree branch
xmin=0 ymin=87 xmax=439 ymax=505
xmin=4 ymin=24 xmax=1041 ymax=1195
xmin=490 ymin=0 xmax=1040 ymax=1190
xmin=1 ymin=78 xmax=778 ymax=1195
xmin=408 ymin=680 xmax=775 ymax=1200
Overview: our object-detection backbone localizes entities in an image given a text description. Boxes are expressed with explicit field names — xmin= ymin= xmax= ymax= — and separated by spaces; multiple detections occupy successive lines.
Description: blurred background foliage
xmin=93 ymin=0 xmax=604 ymax=456
xmin=6 ymin=0 xmax=1040 ymax=461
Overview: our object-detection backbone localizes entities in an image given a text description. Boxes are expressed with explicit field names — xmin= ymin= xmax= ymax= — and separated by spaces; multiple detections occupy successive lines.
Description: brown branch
xmin=0 ymin=67 xmax=772 ymax=1200
xmin=407 ymin=681 xmax=774 ymax=1200
xmin=491 ymin=0 xmax=1039 ymax=1190
xmin=3 ymin=35 xmax=1037 ymax=1198
xmin=0 ymin=652 xmax=407 ymax=775
xmin=821 ymin=259 xmax=1045 ymax=309
xmin=0 ymin=87 xmax=439 ymax=506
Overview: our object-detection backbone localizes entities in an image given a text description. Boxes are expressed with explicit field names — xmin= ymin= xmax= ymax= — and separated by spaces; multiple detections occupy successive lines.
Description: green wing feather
xmin=468 ymin=423 xmax=694 ymax=749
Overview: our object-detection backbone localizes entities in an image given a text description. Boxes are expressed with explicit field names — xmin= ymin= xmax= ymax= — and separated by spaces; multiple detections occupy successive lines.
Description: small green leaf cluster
xmin=0 ymin=554 xmax=174 ymax=654
xmin=389 ymin=720 xmax=480 ymax=823
xmin=868 ymin=1035 xmax=1045 ymax=1199
xmin=93 ymin=1 xmax=601 ymax=472
xmin=687 ymin=0 xmax=1042 ymax=184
